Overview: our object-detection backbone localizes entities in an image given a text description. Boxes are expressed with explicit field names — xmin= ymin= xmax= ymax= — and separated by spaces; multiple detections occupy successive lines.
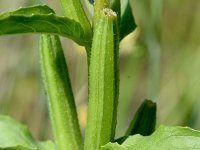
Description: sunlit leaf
xmin=102 ymin=126 xmax=200 ymax=150
xmin=0 ymin=5 xmax=89 ymax=46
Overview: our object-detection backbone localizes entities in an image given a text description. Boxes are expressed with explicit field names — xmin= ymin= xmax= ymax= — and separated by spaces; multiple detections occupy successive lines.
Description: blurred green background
xmin=0 ymin=0 xmax=200 ymax=141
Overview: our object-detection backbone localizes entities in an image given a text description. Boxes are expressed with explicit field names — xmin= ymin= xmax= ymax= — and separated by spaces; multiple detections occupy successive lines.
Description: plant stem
xmin=40 ymin=35 xmax=83 ymax=150
xmin=84 ymin=8 xmax=119 ymax=150
xmin=93 ymin=0 xmax=109 ymax=27
xmin=59 ymin=0 xmax=92 ymax=52
xmin=146 ymin=33 xmax=160 ymax=100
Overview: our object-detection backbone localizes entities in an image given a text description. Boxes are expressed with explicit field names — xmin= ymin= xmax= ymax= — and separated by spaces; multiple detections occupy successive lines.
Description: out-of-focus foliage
xmin=0 ymin=115 xmax=55 ymax=150
xmin=0 ymin=0 xmax=200 ymax=141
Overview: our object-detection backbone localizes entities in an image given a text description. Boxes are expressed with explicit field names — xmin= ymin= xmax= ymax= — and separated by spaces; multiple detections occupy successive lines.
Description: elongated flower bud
xmin=40 ymin=35 xmax=83 ymax=150
xmin=84 ymin=8 xmax=119 ymax=150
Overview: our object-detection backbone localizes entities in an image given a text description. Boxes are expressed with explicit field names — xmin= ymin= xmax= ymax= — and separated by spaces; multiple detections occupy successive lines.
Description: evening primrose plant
xmin=0 ymin=0 xmax=200 ymax=150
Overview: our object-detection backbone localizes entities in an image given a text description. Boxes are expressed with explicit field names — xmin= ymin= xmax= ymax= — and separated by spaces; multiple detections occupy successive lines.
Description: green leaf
xmin=102 ymin=125 xmax=200 ymax=150
xmin=40 ymin=35 xmax=83 ymax=150
xmin=115 ymin=100 xmax=156 ymax=144
xmin=119 ymin=1 xmax=137 ymax=40
xmin=0 ymin=115 xmax=55 ymax=150
xmin=0 ymin=5 xmax=89 ymax=46
xmin=3 ymin=5 xmax=55 ymax=15
xmin=126 ymin=99 xmax=156 ymax=136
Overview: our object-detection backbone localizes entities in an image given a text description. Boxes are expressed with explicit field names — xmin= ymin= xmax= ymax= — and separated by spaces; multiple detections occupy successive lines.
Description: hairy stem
xmin=84 ymin=8 xmax=119 ymax=150
xmin=59 ymin=0 xmax=92 ymax=53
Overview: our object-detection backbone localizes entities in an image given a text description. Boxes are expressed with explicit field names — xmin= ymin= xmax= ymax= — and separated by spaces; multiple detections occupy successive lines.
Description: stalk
xmin=59 ymin=0 xmax=92 ymax=54
xmin=84 ymin=8 xmax=119 ymax=150
xmin=147 ymin=38 xmax=160 ymax=100
xmin=40 ymin=35 xmax=83 ymax=150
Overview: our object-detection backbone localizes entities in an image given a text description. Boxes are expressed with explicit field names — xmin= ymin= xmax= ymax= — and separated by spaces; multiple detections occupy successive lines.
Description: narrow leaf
xmin=40 ymin=35 xmax=83 ymax=150
xmin=102 ymin=126 xmax=200 ymax=150
xmin=115 ymin=100 xmax=156 ymax=144
xmin=85 ymin=8 xmax=119 ymax=150
xmin=0 ymin=115 xmax=55 ymax=150
xmin=126 ymin=99 xmax=156 ymax=136
xmin=119 ymin=1 xmax=137 ymax=40
xmin=0 ymin=5 xmax=89 ymax=46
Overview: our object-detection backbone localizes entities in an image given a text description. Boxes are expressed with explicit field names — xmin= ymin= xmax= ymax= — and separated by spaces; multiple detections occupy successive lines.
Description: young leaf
xmin=119 ymin=1 xmax=137 ymax=40
xmin=84 ymin=8 xmax=119 ymax=150
xmin=0 ymin=115 xmax=55 ymax=150
xmin=126 ymin=99 xmax=156 ymax=136
xmin=115 ymin=100 xmax=156 ymax=144
xmin=0 ymin=5 xmax=89 ymax=46
xmin=102 ymin=126 xmax=200 ymax=150
xmin=40 ymin=35 xmax=83 ymax=150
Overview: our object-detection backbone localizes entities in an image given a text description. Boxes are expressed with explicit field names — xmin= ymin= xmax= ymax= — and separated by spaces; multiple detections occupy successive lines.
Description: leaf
xmin=102 ymin=125 xmax=200 ymax=150
xmin=115 ymin=100 xmax=156 ymax=144
xmin=0 ymin=5 xmax=89 ymax=46
xmin=36 ymin=141 xmax=55 ymax=150
xmin=126 ymin=99 xmax=156 ymax=136
xmin=4 ymin=5 xmax=55 ymax=15
xmin=119 ymin=1 xmax=137 ymax=40
xmin=0 ymin=115 xmax=55 ymax=150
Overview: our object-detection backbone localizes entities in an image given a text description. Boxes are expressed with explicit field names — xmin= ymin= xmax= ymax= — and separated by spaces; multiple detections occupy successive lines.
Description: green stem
xmin=93 ymin=0 xmax=109 ymax=27
xmin=40 ymin=35 xmax=83 ymax=150
xmin=59 ymin=0 xmax=92 ymax=50
xmin=146 ymin=33 xmax=160 ymax=100
xmin=84 ymin=8 xmax=119 ymax=150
